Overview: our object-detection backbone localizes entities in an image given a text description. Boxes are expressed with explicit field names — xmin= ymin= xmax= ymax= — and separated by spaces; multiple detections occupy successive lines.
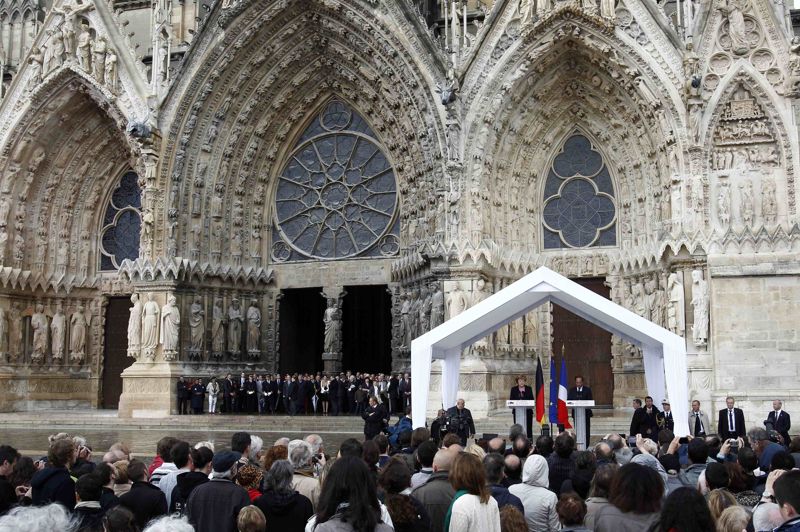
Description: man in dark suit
xmin=766 ymin=399 xmax=791 ymax=446
xmin=329 ymin=376 xmax=340 ymax=416
xmin=337 ymin=373 xmax=349 ymax=415
xmin=658 ymin=399 xmax=675 ymax=433
xmin=567 ymin=376 xmax=593 ymax=448
xmin=222 ymin=373 xmax=234 ymax=414
xmin=718 ymin=396 xmax=746 ymax=439
xmin=265 ymin=375 xmax=279 ymax=414
xmin=447 ymin=398 xmax=476 ymax=446
xmin=288 ymin=375 xmax=299 ymax=416
xmin=388 ymin=374 xmax=399 ymax=413
xmin=176 ymin=377 xmax=189 ymax=415
xmin=631 ymin=396 xmax=660 ymax=438
xmin=509 ymin=376 xmax=534 ymax=439
xmin=281 ymin=374 xmax=292 ymax=414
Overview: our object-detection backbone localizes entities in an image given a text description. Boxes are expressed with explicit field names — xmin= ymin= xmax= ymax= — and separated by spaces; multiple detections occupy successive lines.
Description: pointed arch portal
xmin=411 ymin=267 xmax=689 ymax=436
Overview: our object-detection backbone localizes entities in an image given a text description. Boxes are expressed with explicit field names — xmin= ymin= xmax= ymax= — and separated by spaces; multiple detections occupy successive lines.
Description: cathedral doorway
xmin=341 ymin=285 xmax=392 ymax=374
xmin=551 ymin=278 xmax=614 ymax=406
xmin=102 ymin=297 xmax=131 ymax=408
xmin=279 ymin=287 xmax=326 ymax=374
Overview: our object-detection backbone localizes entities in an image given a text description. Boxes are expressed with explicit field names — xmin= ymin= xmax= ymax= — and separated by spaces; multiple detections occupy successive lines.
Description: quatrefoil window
xmin=272 ymin=99 xmax=399 ymax=261
xmin=542 ymin=134 xmax=617 ymax=249
xmin=99 ymin=171 xmax=142 ymax=271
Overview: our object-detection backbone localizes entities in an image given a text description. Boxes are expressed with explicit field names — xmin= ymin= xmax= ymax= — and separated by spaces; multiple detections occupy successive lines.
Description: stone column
xmin=321 ymin=288 xmax=345 ymax=374
xmin=118 ymin=283 xmax=184 ymax=418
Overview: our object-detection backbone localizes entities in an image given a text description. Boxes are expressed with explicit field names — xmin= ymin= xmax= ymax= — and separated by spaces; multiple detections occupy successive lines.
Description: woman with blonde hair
xmin=237 ymin=505 xmax=266 ymax=532
xmin=716 ymin=505 xmax=751 ymax=532
xmin=707 ymin=488 xmax=738 ymax=522
xmin=445 ymin=453 xmax=501 ymax=532
xmin=464 ymin=443 xmax=487 ymax=460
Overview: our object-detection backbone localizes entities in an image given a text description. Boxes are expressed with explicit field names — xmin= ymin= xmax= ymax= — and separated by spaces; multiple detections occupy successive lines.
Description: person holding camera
xmin=446 ymin=399 xmax=476 ymax=446
xmin=362 ymin=396 xmax=389 ymax=441
xmin=766 ymin=399 xmax=791 ymax=447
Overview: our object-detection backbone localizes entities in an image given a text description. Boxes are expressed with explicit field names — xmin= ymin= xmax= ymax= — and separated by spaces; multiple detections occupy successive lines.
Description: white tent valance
xmin=411 ymin=267 xmax=690 ymax=436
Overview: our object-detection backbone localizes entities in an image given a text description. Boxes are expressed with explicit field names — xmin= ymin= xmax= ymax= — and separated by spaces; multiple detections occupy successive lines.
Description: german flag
xmin=535 ymin=356 xmax=545 ymax=424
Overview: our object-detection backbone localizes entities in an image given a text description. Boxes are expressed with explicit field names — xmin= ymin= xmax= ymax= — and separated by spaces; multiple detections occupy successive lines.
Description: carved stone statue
xmin=510 ymin=317 xmax=525 ymax=347
xmin=419 ymin=287 xmax=431 ymax=336
xmin=51 ymin=302 xmax=66 ymax=362
xmin=76 ymin=24 xmax=91 ymax=71
xmin=47 ymin=29 xmax=66 ymax=71
xmin=92 ymin=36 xmax=107 ymax=83
xmin=762 ymin=176 xmax=777 ymax=225
xmin=246 ymin=300 xmax=261 ymax=356
xmin=28 ymin=47 xmax=44 ymax=88
xmin=739 ymin=181 xmax=754 ymax=225
xmin=447 ymin=283 xmax=468 ymax=319
xmin=717 ymin=182 xmax=731 ymax=226
xmin=160 ymin=294 xmax=180 ymax=360
xmin=31 ymin=303 xmax=48 ymax=363
xmin=323 ymin=298 xmax=342 ymax=354
xmin=667 ymin=272 xmax=685 ymax=336
xmin=228 ymin=298 xmax=243 ymax=358
xmin=720 ymin=0 xmax=750 ymax=55
xmin=525 ymin=311 xmax=538 ymax=347
xmin=471 ymin=278 xmax=489 ymax=308
xmin=127 ymin=293 xmax=142 ymax=359
xmin=211 ymin=299 xmax=226 ymax=358
xmin=105 ymin=49 xmax=117 ymax=92
xmin=188 ymin=296 xmax=204 ymax=359
xmin=141 ymin=293 xmax=160 ymax=360
xmin=691 ymin=270 xmax=709 ymax=347
xmin=600 ymin=0 xmax=616 ymax=18
xmin=408 ymin=289 xmax=421 ymax=343
xmin=429 ymin=284 xmax=444 ymax=329
xmin=69 ymin=305 xmax=89 ymax=364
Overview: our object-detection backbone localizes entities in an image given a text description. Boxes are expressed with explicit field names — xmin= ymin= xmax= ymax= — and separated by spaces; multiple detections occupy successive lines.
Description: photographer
xmin=446 ymin=399 xmax=476 ymax=446
xmin=430 ymin=409 xmax=448 ymax=446
xmin=362 ymin=396 xmax=389 ymax=441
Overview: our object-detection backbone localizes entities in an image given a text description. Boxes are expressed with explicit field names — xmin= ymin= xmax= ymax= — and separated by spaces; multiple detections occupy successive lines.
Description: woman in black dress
xmin=190 ymin=379 xmax=205 ymax=414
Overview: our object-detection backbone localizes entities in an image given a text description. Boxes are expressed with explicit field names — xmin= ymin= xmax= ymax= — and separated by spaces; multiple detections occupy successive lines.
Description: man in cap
xmin=657 ymin=399 xmax=675 ymax=433
xmin=185 ymin=450 xmax=250 ymax=532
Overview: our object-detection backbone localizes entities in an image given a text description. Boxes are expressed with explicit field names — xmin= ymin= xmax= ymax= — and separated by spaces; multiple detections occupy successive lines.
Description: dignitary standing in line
xmin=509 ymin=376 xmax=534 ymax=439
xmin=688 ymin=399 xmax=710 ymax=437
xmin=567 ymin=375 xmax=593 ymax=448
xmin=766 ymin=399 xmax=791 ymax=445
xmin=718 ymin=396 xmax=746 ymax=439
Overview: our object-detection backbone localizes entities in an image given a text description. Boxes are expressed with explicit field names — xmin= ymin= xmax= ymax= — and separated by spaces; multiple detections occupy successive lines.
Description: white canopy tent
xmin=411 ymin=267 xmax=690 ymax=436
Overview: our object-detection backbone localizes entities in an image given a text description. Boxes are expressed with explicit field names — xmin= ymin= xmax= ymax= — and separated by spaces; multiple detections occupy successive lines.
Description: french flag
xmin=557 ymin=357 xmax=572 ymax=428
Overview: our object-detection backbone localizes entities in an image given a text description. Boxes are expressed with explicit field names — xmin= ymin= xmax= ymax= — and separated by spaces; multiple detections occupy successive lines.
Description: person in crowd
xmin=708 ymin=488 xmax=738 ymax=522
xmin=766 ymin=399 xmax=791 ymax=446
xmin=374 ymin=434 xmax=392 ymax=470
xmin=0 ymin=503 xmax=76 ymax=532
xmin=592 ymin=462 xmax=663 ymax=532
xmin=411 ymin=448 xmax=457 ymax=532
xmin=652 ymin=487 xmax=714 ymax=532
xmin=499 ymin=505 xmax=528 ymax=532
xmin=684 ymin=438 xmax=710 ymax=489
xmin=319 ymin=376 xmax=330 ymax=416
xmin=378 ymin=457 xmax=430 ymax=532
xmin=157 ymin=440 xmax=190 ymax=509
xmin=253 ymin=460 xmax=313 ymax=531
xmin=547 ymin=432 xmax=576 ymax=497
xmin=441 ymin=433 xmax=461 ymax=449
xmin=657 ymin=399 xmax=675 ymax=433
xmin=231 ymin=432 xmax=252 ymax=467
xmin=410 ymin=440 xmax=437 ymax=488
xmin=171 ymin=446 xmax=212 ymax=515
xmin=503 ymin=454 xmax=523 ymax=487
xmin=309 ymin=456 xmax=393 ymax=532
xmin=305 ymin=434 xmax=327 ymax=478
xmin=630 ymin=396 xmax=660 ymax=438
xmin=716 ymin=505 xmax=753 ymax=532
xmin=584 ymin=463 xmax=618 ymax=530
xmin=567 ymin=376 xmax=593 ymax=449
xmin=186 ymin=451 xmax=250 ymax=532
xmin=176 ymin=377 xmax=189 ymax=415
xmin=10 ymin=454 xmax=36 ymax=500
xmin=73 ymin=473 xmax=106 ymax=531
xmin=446 ymin=399 xmax=476 ymax=446
xmin=149 ymin=437 xmax=179 ymax=486
xmin=556 ymin=492 xmax=589 ymax=532
xmin=94 ymin=462 xmax=120 ymax=511
xmin=363 ymin=396 xmax=389 ymax=441
xmin=508 ymin=453 xmax=559 ymax=532
xmin=387 ymin=407 xmax=413 ymax=447
xmin=30 ymin=437 xmax=76 ymax=510
xmin=510 ymin=376 xmax=535 ymax=440
xmin=111 ymin=460 xmax=131 ymax=497
xmin=237 ymin=505 xmax=266 ymax=532
xmin=443 ymin=453 xmax=501 ymax=532
xmin=749 ymin=426 xmax=786 ymax=471
xmin=430 ymin=409 xmax=448 ymax=446
xmin=206 ymin=377 xmax=220 ymax=415
xmin=236 ymin=464 xmax=263 ymax=502
xmin=718 ymin=396 xmax=746 ymax=439
xmin=705 ymin=462 xmax=731 ymax=492
xmin=689 ymin=399 xmax=711 ymax=437
xmin=535 ymin=434 xmax=555 ymax=459
xmin=773 ymin=470 xmax=800 ymax=531
xmin=119 ymin=459 xmax=168 ymax=529
xmin=362 ymin=440 xmax=381 ymax=485
xmin=143 ymin=515 xmax=195 ymax=532
xmin=190 ymin=379 xmax=205 ymax=414
xmin=261 ymin=445 xmax=288 ymax=473
xmin=561 ymin=450 xmax=596 ymax=499
xmin=0 ymin=445 xmax=19 ymax=516
xmin=288 ymin=439 xmax=320 ymax=510
xmin=510 ymin=435 xmax=531 ymax=460
xmin=101 ymin=505 xmax=138 ymax=532
xmin=483 ymin=453 xmax=524 ymax=514
xmin=593 ymin=441 xmax=614 ymax=466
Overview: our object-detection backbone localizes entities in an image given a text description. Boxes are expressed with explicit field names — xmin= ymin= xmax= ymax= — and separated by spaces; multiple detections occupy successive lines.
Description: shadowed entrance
xmin=279 ymin=288 xmax=326 ymax=374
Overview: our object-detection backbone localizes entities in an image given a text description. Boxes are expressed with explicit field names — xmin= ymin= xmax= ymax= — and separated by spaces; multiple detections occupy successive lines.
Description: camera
xmin=728 ymin=439 xmax=739 ymax=452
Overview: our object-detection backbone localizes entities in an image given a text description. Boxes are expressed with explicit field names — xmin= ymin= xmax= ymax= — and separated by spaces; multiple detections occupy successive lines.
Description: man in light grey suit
xmin=689 ymin=399 xmax=711 ymax=437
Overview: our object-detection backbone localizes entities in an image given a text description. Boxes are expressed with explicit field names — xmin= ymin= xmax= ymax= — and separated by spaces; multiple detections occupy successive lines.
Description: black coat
xmin=253 ymin=490 xmax=313 ymax=532
xmin=329 ymin=378 xmax=340 ymax=398
xmin=718 ymin=408 xmax=747 ymax=438
xmin=766 ymin=410 xmax=791 ymax=445
xmin=31 ymin=466 xmax=75 ymax=510
xmin=446 ymin=406 xmax=476 ymax=441
xmin=288 ymin=381 xmax=299 ymax=401
xmin=363 ymin=403 xmax=389 ymax=439
xmin=0 ymin=475 xmax=15 ymax=516
xmin=567 ymin=386 xmax=593 ymax=417
xmin=170 ymin=471 xmax=209 ymax=515
xmin=657 ymin=410 xmax=675 ymax=432
xmin=630 ymin=406 xmax=661 ymax=437
xmin=510 ymin=385 xmax=534 ymax=400
xmin=119 ymin=481 xmax=168 ymax=529
xmin=74 ymin=505 xmax=105 ymax=532
xmin=177 ymin=380 xmax=190 ymax=399
xmin=186 ymin=478 xmax=250 ymax=532
xmin=388 ymin=377 xmax=399 ymax=399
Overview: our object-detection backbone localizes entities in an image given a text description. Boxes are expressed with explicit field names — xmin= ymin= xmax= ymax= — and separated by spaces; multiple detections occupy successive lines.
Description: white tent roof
xmin=411 ymin=266 xmax=689 ymax=436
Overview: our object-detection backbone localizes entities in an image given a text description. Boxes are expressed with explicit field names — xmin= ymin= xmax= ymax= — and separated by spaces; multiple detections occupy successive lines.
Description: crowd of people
xmin=176 ymin=372 xmax=412 ymax=417
xmin=1 ymin=408 xmax=800 ymax=531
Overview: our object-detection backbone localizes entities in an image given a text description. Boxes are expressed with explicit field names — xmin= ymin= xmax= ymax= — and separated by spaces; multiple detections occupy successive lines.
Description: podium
xmin=506 ymin=400 xmax=536 ymax=431
xmin=566 ymin=400 xmax=595 ymax=450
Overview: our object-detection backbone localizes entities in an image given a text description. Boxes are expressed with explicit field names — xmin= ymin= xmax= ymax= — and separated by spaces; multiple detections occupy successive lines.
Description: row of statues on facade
xmin=398 ymin=284 xmax=445 ymax=349
xmin=29 ymin=14 xmax=118 ymax=92
xmin=0 ymin=302 xmax=89 ymax=365
xmin=518 ymin=0 xmax=616 ymax=22
xmin=127 ymin=293 xmax=262 ymax=363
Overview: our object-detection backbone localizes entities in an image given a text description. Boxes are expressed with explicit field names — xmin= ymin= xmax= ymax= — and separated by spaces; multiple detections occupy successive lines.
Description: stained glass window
xmin=272 ymin=99 xmax=400 ymax=261
xmin=542 ymin=134 xmax=617 ymax=249
xmin=99 ymin=171 xmax=141 ymax=270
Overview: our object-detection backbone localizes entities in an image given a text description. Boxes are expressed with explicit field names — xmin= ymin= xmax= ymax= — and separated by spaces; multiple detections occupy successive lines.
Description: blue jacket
xmin=388 ymin=416 xmax=413 ymax=446
xmin=489 ymin=484 xmax=524 ymax=514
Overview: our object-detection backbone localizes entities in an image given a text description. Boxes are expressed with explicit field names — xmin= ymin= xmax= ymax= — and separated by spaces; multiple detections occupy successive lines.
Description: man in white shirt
xmin=688 ymin=400 xmax=710 ymax=438
xmin=158 ymin=440 xmax=192 ymax=509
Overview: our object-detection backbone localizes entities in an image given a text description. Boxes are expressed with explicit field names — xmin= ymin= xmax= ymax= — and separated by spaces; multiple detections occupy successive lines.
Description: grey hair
xmin=265 ymin=460 xmax=295 ymax=496
xmin=748 ymin=427 xmax=769 ymax=442
xmin=72 ymin=436 xmax=88 ymax=448
xmin=288 ymin=439 xmax=313 ymax=469
xmin=249 ymin=435 xmax=264 ymax=462
xmin=143 ymin=515 xmax=195 ymax=532
xmin=640 ymin=438 xmax=658 ymax=455
xmin=305 ymin=434 xmax=324 ymax=455
xmin=0 ymin=503 xmax=78 ymax=532
xmin=194 ymin=441 xmax=215 ymax=452
xmin=274 ymin=437 xmax=290 ymax=447
xmin=614 ymin=447 xmax=633 ymax=466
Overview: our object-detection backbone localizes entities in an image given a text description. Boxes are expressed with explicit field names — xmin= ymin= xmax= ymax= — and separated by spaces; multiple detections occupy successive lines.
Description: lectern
xmin=506 ymin=400 xmax=536 ymax=430
xmin=566 ymin=399 xmax=595 ymax=450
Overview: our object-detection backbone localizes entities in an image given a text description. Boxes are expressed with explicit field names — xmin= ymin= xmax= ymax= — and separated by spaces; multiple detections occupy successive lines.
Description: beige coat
xmin=292 ymin=470 xmax=320 ymax=511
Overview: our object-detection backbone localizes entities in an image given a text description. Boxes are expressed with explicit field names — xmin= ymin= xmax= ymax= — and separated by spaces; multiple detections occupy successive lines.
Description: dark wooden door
xmin=342 ymin=285 xmax=392 ymax=374
xmin=551 ymin=278 xmax=613 ymax=406
xmin=279 ymin=288 xmax=325 ymax=374
xmin=103 ymin=297 xmax=132 ymax=409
